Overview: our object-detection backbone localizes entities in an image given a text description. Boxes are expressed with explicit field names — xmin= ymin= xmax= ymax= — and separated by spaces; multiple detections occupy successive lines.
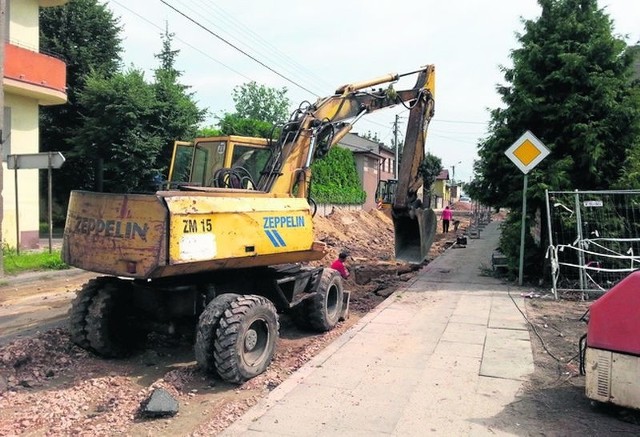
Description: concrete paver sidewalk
xmin=222 ymin=221 xmax=534 ymax=436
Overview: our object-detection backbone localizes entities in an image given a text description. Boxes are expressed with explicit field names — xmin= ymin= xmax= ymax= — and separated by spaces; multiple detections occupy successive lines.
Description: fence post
xmin=545 ymin=189 xmax=558 ymax=299
xmin=574 ymin=190 xmax=586 ymax=294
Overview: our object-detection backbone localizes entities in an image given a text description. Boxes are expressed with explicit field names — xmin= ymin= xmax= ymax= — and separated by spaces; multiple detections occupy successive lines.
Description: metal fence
xmin=467 ymin=201 xmax=493 ymax=239
xmin=546 ymin=189 xmax=640 ymax=298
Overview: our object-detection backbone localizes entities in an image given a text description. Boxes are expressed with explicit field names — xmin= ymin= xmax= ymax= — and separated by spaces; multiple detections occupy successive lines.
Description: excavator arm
xmin=257 ymin=65 xmax=437 ymax=263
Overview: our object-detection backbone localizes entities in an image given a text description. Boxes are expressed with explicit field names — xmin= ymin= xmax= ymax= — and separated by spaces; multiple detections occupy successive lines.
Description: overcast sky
xmin=105 ymin=0 xmax=640 ymax=183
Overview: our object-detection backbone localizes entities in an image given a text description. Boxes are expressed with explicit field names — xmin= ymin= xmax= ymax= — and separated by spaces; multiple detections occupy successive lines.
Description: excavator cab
xmin=375 ymin=179 xmax=398 ymax=210
xmin=167 ymin=136 xmax=272 ymax=189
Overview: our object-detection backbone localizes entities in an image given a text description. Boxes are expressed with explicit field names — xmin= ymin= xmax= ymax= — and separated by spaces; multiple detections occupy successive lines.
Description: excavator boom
xmin=262 ymin=65 xmax=437 ymax=263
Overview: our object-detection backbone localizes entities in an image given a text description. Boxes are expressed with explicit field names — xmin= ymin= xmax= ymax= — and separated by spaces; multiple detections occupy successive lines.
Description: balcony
xmin=3 ymin=43 xmax=67 ymax=105
xmin=39 ymin=1 xmax=68 ymax=7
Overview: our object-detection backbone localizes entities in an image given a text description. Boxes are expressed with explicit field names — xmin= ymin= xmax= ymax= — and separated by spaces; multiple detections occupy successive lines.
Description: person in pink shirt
xmin=331 ymin=252 xmax=350 ymax=279
xmin=441 ymin=205 xmax=453 ymax=233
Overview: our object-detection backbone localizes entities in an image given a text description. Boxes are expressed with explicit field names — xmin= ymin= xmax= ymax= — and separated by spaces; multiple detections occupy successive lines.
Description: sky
xmin=104 ymin=0 xmax=640 ymax=184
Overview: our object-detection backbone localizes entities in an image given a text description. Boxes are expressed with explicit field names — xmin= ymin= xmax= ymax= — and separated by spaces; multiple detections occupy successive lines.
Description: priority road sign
xmin=505 ymin=131 xmax=550 ymax=174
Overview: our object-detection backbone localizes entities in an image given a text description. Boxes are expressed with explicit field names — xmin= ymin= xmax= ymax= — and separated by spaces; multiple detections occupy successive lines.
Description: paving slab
xmin=221 ymin=221 xmax=535 ymax=436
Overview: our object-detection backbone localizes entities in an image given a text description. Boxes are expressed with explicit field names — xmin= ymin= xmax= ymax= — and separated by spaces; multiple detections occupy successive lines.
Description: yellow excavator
xmin=62 ymin=65 xmax=436 ymax=383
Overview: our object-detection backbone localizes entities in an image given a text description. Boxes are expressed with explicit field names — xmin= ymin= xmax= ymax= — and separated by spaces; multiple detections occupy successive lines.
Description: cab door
xmin=167 ymin=141 xmax=194 ymax=188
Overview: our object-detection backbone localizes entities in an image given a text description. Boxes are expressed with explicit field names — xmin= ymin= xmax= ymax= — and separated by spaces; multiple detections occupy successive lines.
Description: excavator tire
xmin=69 ymin=278 xmax=105 ymax=349
xmin=195 ymin=293 xmax=241 ymax=375
xmin=307 ymin=269 xmax=344 ymax=332
xmin=213 ymin=295 xmax=279 ymax=384
xmin=85 ymin=279 xmax=143 ymax=358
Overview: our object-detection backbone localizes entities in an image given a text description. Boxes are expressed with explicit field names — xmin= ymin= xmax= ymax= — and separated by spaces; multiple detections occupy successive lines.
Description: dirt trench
xmin=0 ymin=207 xmax=466 ymax=436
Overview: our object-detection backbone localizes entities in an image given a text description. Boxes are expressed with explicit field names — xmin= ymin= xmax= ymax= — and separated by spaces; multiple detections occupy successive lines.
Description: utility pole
xmin=393 ymin=114 xmax=400 ymax=180
xmin=0 ymin=0 xmax=6 ymax=276
xmin=393 ymin=114 xmax=400 ymax=179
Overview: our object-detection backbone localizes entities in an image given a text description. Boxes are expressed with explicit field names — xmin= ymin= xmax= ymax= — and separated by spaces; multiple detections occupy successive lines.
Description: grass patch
xmin=2 ymin=249 xmax=69 ymax=275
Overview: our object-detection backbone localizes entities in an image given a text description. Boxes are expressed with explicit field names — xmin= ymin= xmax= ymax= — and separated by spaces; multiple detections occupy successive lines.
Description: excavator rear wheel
xmin=213 ymin=295 xmax=279 ymax=384
xmin=84 ymin=279 xmax=145 ymax=358
xmin=69 ymin=278 xmax=107 ymax=349
xmin=195 ymin=293 xmax=241 ymax=375
xmin=307 ymin=269 xmax=344 ymax=332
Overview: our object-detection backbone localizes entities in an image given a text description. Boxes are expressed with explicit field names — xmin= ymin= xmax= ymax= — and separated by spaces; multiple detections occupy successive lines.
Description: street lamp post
xmin=450 ymin=160 xmax=461 ymax=184
xmin=449 ymin=161 xmax=461 ymax=203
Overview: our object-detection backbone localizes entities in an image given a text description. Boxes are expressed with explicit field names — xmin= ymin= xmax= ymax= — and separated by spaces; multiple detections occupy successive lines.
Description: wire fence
xmin=546 ymin=189 xmax=640 ymax=298
xmin=467 ymin=201 xmax=493 ymax=239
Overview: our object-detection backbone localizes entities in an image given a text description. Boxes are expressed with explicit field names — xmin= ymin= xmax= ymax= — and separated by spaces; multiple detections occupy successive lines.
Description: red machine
xmin=585 ymin=271 xmax=640 ymax=409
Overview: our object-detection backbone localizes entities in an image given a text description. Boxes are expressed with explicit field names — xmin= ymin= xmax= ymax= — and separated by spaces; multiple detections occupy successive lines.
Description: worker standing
xmin=441 ymin=205 xmax=453 ymax=233
xmin=331 ymin=252 xmax=350 ymax=279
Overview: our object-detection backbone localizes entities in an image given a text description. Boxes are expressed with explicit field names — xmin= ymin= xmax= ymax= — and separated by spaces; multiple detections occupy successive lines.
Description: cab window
xmin=230 ymin=144 xmax=271 ymax=184
xmin=191 ymin=141 xmax=227 ymax=186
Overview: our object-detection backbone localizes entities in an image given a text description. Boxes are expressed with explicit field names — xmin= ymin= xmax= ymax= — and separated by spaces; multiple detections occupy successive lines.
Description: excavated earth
xmin=1 ymin=203 xmax=638 ymax=436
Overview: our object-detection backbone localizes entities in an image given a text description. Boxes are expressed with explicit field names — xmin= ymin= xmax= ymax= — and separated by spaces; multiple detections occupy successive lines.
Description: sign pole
xmin=48 ymin=152 xmax=53 ymax=253
xmin=518 ymin=174 xmax=528 ymax=286
xmin=13 ymin=156 xmax=19 ymax=255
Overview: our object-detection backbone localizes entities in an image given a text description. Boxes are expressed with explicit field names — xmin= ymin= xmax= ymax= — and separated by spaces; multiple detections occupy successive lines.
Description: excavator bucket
xmin=393 ymin=208 xmax=437 ymax=264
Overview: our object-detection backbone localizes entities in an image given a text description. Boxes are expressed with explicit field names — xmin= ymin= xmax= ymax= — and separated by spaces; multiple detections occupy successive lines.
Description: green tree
xmin=152 ymin=27 xmax=206 ymax=173
xmin=419 ymin=153 xmax=443 ymax=207
xmin=39 ymin=0 xmax=122 ymax=203
xmin=614 ymin=44 xmax=640 ymax=188
xmin=467 ymin=0 xmax=640 ymax=281
xmin=69 ymin=70 xmax=164 ymax=193
xmin=197 ymin=125 xmax=222 ymax=137
xmin=231 ymin=82 xmax=290 ymax=124
xmin=217 ymin=113 xmax=275 ymax=138
xmin=214 ymin=82 xmax=290 ymax=138
xmin=363 ymin=131 xmax=381 ymax=143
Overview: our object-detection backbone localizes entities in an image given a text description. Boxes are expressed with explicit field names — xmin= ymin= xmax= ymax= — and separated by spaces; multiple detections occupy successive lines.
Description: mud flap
xmin=393 ymin=208 xmax=437 ymax=264
xmin=339 ymin=290 xmax=351 ymax=321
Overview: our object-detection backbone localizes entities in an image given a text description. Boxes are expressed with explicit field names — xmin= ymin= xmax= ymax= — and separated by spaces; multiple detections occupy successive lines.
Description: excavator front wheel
xmin=291 ymin=269 xmax=345 ymax=332
xmin=213 ymin=295 xmax=279 ymax=384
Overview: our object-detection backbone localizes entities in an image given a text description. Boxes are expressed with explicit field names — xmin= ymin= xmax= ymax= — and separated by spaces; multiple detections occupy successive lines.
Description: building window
xmin=2 ymin=106 xmax=11 ymax=160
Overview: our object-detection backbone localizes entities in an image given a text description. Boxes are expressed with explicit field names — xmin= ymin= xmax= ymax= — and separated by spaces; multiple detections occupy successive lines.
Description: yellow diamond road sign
xmin=505 ymin=131 xmax=550 ymax=174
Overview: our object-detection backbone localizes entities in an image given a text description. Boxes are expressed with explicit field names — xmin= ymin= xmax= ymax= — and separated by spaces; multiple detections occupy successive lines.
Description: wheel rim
xmin=243 ymin=318 xmax=270 ymax=366
xmin=326 ymin=284 xmax=340 ymax=318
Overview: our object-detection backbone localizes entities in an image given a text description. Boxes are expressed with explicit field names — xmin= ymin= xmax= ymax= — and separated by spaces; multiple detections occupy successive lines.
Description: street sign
xmin=7 ymin=152 xmax=65 ymax=169
xmin=7 ymin=151 xmax=66 ymax=254
xmin=505 ymin=131 xmax=550 ymax=174
xmin=505 ymin=131 xmax=550 ymax=286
